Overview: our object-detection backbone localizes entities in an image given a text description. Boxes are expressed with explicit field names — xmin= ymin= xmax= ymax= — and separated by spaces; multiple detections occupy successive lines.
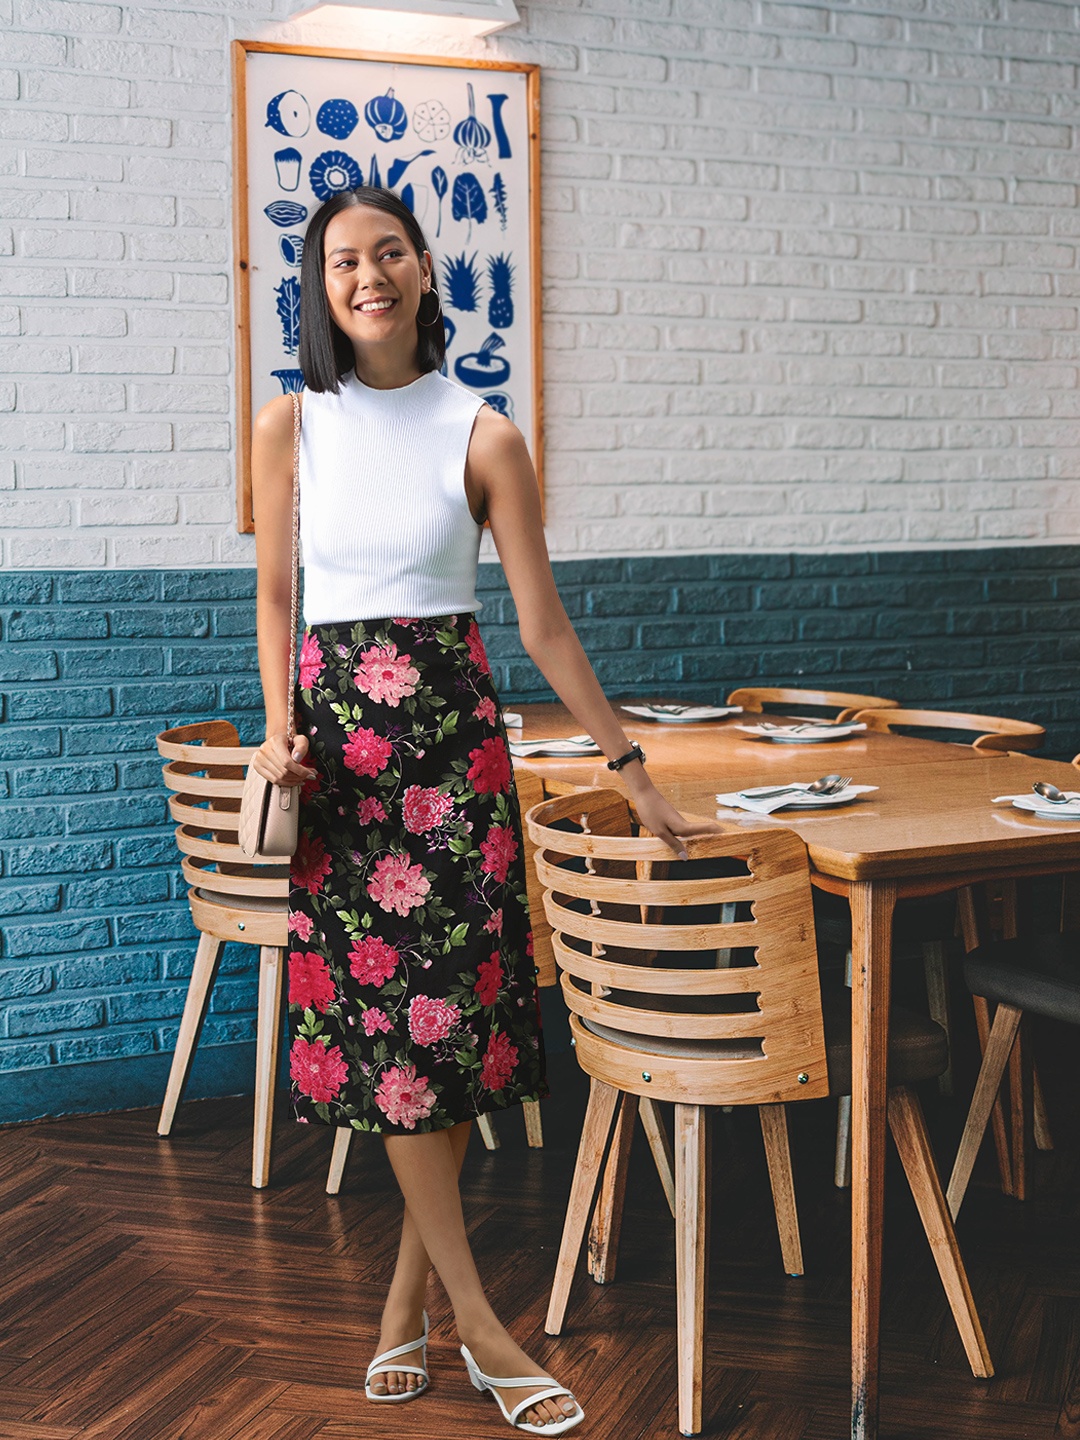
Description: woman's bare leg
xmin=369 ymin=1119 xmax=471 ymax=1397
xmin=381 ymin=1125 xmax=580 ymax=1428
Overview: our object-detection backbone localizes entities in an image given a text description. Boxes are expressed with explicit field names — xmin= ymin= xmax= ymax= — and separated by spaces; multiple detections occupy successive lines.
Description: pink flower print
xmin=466 ymin=736 xmax=511 ymax=795
xmin=483 ymin=908 xmax=504 ymax=936
xmin=288 ymin=910 xmax=314 ymax=942
xmin=465 ymin=622 xmax=492 ymax=676
xmin=473 ymin=696 xmax=496 ymax=726
xmin=290 ymin=1036 xmax=349 ymax=1104
xmin=392 ymin=617 xmax=418 ymax=627
xmin=362 ymin=1006 xmax=394 ymax=1037
xmin=354 ymin=642 xmax=420 ymax=707
xmin=480 ymin=824 xmax=518 ymax=885
xmin=402 ymin=784 xmax=454 ymax=835
xmin=343 ymin=726 xmax=393 ymax=778
xmin=357 ymin=795 xmax=388 ymax=825
xmin=526 ymin=930 xmax=534 ymax=957
xmin=288 ymin=950 xmax=336 ymax=1013
xmin=374 ymin=1064 xmax=437 ymax=1130
xmin=367 ymin=853 xmax=431 ymax=916
xmin=349 ymin=935 xmax=400 ymax=987
xmin=291 ymin=832 xmax=332 ymax=895
xmin=408 ymin=994 xmax=461 ymax=1046
xmin=300 ymin=767 xmax=320 ymax=804
xmin=480 ymin=1031 xmax=518 ymax=1091
xmin=298 ymin=631 xmax=325 ymax=690
xmin=474 ymin=952 xmax=503 ymax=1007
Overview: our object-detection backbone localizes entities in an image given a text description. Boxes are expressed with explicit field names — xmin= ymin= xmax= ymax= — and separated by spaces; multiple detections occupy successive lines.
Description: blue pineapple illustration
xmin=487 ymin=252 xmax=514 ymax=329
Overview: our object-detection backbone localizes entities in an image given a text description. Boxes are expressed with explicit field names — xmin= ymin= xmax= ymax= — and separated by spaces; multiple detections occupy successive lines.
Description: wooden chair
xmin=526 ymin=789 xmax=992 ymax=1437
xmin=726 ymin=686 xmax=898 ymax=722
xmin=851 ymin=706 xmax=1045 ymax=753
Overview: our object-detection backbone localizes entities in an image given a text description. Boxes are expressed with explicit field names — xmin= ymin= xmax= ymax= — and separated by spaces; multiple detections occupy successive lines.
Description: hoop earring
xmin=417 ymin=285 xmax=443 ymax=327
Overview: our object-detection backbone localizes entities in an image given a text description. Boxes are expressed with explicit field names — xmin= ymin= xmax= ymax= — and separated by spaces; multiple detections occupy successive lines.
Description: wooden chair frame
xmin=851 ymin=707 xmax=1045 ymax=753
xmin=726 ymin=686 xmax=898 ymax=722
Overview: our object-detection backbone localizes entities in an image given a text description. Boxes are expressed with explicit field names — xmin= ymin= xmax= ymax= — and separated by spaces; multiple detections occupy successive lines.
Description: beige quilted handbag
xmin=239 ymin=391 xmax=302 ymax=861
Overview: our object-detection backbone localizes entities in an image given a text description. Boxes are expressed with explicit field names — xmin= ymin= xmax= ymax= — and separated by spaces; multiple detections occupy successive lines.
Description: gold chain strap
xmin=286 ymin=390 xmax=301 ymax=748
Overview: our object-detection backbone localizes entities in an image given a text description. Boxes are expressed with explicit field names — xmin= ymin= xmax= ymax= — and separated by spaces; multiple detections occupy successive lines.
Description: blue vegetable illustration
xmin=487 ymin=94 xmax=511 ymax=158
xmin=451 ymin=171 xmax=487 ymax=240
xmin=387 ymin=149 xmax=435 ymax=189
xmin=317 ymin=97 xmax=358 ymax=139
xmin=279 ymin=233 xmax=304 ymax=267
xmin=454 ymin=83 xmax=491 ymax=167
xmin=487 ymin=253 xmax=514 ymax=329
xmin=365 ymin=87 xmax=407 ymax=142
xmin=443 ymin=314 xmax=456 ymax=350
xmin=309 ymin=150 xmax=362 ymax=201
xmin=274 ymin=147 xmax=302 ymax=191
xmin=455 ymin=332 xmax=509 ymax=389
xmin=442 ymin=252 xmax=481 ymax=312
xmin=400 ymin=182 xmax=415 ymax=214
xmin=490 ymin=172 xmax=508 ymax=231
xmin=275 ymin=276 xmax=302 ymax=356
xmin=413 ymin=98 xmax=451 ymax=142
xmin=483 ymin=391 xmax=514 ymax=420
xmin=368 ymin=153 xmax=383 ymax=189
xmin=431 ymin=165 xmax=448 ymax=237
xmin=266 ymin=90 xmax=310 ymax=138
xmin=264 ymin=200 xmax=308 ymax=227
xmin=272 ymin=369 xmax=305 ymax=393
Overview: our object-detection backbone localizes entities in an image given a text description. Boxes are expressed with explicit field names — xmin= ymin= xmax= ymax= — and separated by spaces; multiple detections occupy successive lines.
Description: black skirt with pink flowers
xmin=287 ymin=613 xmax=548 ymax=1135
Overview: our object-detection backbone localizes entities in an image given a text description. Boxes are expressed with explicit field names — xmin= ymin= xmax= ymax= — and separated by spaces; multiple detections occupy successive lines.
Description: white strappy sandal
xmin=364 ymin=1310 xmax=429 ymax=1404
xmin=460 ymin=1343 xmax=584 ymax=1435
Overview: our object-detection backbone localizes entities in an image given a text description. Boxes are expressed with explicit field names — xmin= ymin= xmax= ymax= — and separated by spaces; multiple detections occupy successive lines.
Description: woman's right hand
xmin=251 ymin=731 xmax=316 ymax=787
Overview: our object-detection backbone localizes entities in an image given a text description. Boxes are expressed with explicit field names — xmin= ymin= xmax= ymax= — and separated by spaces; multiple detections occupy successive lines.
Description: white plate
xmin=736 ymin=786 xmax=865 ymax=810
xmin=621 ymin=704 xmax=740 ymax=724
xmin=737 ymin=724 xmax=865 ymax=744
xmin=508 ymin=735 xmax=601 ymax=758
xmin=1010 ymin=795 xmax=1080 ymax=820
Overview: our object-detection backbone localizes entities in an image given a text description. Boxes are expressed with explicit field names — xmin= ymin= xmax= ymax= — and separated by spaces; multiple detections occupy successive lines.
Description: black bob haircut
xmin=297 ymin=187 xmax=445 ymax=393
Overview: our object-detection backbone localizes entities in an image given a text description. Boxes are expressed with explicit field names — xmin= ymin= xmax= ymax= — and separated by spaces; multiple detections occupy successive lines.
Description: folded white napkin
xmin=993 ymin=792 xmax=1080 ymax=813
xmin=735 ymin=721 xmax=867 ymax=739
xmin=508 ymin=735 xmax=601 ymax=758
xmin=501 ymin=711 xmax=523 ymax=728
xmin=715 ymin=783 xmax=878 ymax=815
xmin=620 ymin=703 xmax=741 ymax=723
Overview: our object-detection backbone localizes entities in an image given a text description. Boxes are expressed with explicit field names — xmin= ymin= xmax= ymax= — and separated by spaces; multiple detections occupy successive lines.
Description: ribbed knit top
xmin=299 ymin=368 xmax=486 ymax=625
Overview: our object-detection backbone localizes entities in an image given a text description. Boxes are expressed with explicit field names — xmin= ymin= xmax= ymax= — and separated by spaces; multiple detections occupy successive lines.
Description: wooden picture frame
xmin=231 ymin=39 xmax=542 ymax=533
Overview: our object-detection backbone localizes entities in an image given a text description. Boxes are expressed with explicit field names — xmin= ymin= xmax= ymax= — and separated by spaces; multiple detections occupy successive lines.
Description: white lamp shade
xmin=287 ymin=0 xmax=520 ymax=38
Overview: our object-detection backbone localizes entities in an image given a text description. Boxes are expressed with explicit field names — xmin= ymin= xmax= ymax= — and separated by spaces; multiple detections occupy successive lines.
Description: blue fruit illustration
xmin=279 ymin=233 xmax=304 ymax=267
xmin=487 ymin=94 xmax=511 ymax=159
xmin=454 ymin=83 xmax=491 ymax=167
xmin=264 ymin=200 xmax=308 ymax=227
xmin=487 ymin=253 xmax=514 ymax=329
xmin=317 ymin=97 xmax=358 ymax=139
xmin=455 ymin=332 xmax=509 ymax=389
xmin=365 ymin=87 xmax=407 ymax=142
xmin=274 ymin=147 xmax=302 ymax=191
xmin=483 ymin=391 xmax=513 ymax=420
xmin=442 ymin=252 xmax=481 ymax=312
xmin=266 ymin=90 xmax=310 ymax=138
xmin=451 ymin=171 xmax=487 ymax=241
xmin=413 ymin=98 xmax=451 ymax=143
xmin=272 ymin=369 xmax=305 ymax=393
xmin=309 ymin=150 xmax=362 ymax=201
xmin=490 ymin=172 xmax=508 ymax=231
xmin=275 ymin=276 xmax=302 ymax=355
xmin=431 ymin=165 xmax=448 ymax=237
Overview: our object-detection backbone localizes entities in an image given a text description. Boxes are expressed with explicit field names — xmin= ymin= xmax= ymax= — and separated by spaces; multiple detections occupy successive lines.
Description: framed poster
xmin=232 ymin=40 xmax=541 ymax=532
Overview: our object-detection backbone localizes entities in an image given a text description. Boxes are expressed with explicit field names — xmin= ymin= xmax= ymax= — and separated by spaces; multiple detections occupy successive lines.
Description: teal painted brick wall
xmin=2 ymin=545 xmax=1079 ymax=1124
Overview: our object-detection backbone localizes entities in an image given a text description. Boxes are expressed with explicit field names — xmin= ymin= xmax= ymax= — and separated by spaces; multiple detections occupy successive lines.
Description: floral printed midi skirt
xmin=287 ymin=613 xmax=548 ymax=1135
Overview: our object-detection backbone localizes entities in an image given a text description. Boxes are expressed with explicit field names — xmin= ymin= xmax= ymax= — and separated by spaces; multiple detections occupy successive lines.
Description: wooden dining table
xmin=509 ymin=701 xmax=1080 ymax=1440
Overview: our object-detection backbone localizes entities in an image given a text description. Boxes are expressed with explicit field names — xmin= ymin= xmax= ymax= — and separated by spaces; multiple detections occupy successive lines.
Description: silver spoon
xmin=744 ymin=773 xmax=850 ymax=800
xmin=1033 ymin=781 xmax=1074 ymax=805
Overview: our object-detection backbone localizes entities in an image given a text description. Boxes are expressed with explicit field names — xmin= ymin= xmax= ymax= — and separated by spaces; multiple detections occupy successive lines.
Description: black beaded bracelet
xmin=606 ymin=741 xmax=646 ymax=772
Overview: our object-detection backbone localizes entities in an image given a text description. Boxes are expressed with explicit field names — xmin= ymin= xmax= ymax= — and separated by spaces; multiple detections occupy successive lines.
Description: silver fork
xmin=743 ymin=774 xmax=852 ymax=800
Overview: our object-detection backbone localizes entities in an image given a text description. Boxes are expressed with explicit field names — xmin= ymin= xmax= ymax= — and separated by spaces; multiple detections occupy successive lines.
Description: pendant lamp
xmin=286 ymin=0 xmax=520 ymax=40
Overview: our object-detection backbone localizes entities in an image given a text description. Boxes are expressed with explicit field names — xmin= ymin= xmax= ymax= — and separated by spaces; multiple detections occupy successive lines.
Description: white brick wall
xmin=2 ymin=0 xmax=1080 ymax=566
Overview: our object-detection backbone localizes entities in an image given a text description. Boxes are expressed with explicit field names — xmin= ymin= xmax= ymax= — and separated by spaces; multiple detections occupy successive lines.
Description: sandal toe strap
xmin=365 ymin=1337 xmax=428 ymax=1378
xmin=366 ymin=1362 xmax=428 ymax=1382
xmin=507 ymin=1386 xmax=578 ymax=1426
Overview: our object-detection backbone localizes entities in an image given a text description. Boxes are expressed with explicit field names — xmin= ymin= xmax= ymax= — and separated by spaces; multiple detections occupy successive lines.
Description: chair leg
xmin=675 ymin=1103 xmax=708 ymax=1437
xmin=476 ymin=1112 xmax=500 ymax=1150
xmin=523 ymin=1099 xmax=544 ymax=1148
xmin=887 ymin=1086 xmax=993 ymax=1380
xmin=588 ymin=1092 xmax=638 ymax=1285
xmin=947 ymin=1002 xmax=1023 ymax=1221
xmin=1032 ymin=1067 xmax=1054 ymax=1152
xmin=326 ymin=1126 xmax=353 ymax=1195
xmin=759 ymin=1103 xmax=803 ymax=1277
xmin=158 ymin=932 xmax=223 ymax=1137
xmin=972 ymin=993 xmax=1014 ymax=1197
xmin=834 ymin=1093 xmax=852 ymax=1189
xmin=252 ymin=945 xmax=285 ymax=1190
xmin=922 ymin=939 xmax=953 ymax=1096
xmin=545 ymin=1078 xmax=620 ymax=1336
xmin=640 ymin=1096 xmax=676 ymax=1218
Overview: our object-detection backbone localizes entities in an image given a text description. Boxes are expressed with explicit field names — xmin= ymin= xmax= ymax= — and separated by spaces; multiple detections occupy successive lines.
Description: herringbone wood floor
xmin=2 ymin=1037 xmax=1079 ymax=1440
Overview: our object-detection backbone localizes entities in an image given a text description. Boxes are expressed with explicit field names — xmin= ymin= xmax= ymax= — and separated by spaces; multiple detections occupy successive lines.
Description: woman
xmin=250 ymin=186 xmax=713 ymax=1435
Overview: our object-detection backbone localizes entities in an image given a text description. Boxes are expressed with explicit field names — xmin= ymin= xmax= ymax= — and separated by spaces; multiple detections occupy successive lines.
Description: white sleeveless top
xmin=299 ymin=368 xmax=486 ymax=625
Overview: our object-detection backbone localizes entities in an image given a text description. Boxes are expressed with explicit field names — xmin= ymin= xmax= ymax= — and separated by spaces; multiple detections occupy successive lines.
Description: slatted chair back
xmin=726 ymin=686 xmax=898 ymax=722
xmin=525 ymin=788 xmax=829 ymax=1108
xmin=851 ymin=707 xmax=1045 ymax=753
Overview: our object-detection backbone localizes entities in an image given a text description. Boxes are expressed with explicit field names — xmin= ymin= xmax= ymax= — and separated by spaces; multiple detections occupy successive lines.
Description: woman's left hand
xmin=626 ymin=781 xmax=723 ymax=860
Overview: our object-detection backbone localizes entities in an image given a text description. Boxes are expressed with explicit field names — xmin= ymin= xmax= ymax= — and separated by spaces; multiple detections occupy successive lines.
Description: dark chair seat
xmin=964 ymin=934 xmax=1080 ymax=1025
xmin=822 ymin=992 xmax=948 ymax=1096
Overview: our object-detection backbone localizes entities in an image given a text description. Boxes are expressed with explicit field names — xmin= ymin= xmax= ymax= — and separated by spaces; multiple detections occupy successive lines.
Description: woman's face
xmin=322 ymin=204 xmax=433 ymax=361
